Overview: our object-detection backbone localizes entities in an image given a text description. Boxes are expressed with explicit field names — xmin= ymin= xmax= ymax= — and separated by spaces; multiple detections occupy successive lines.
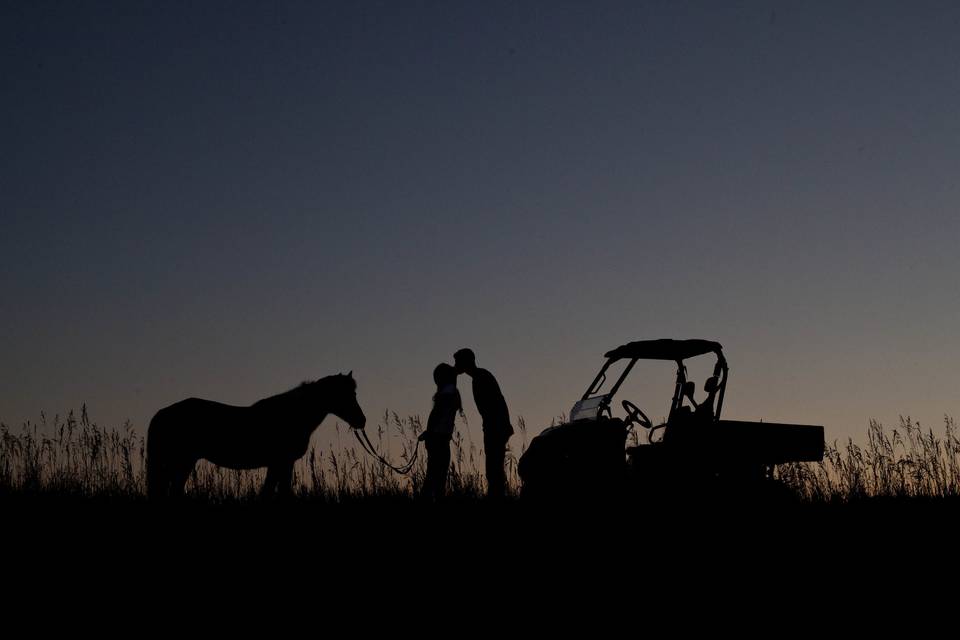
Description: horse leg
xmin=261 ymin=466 xmax=279 ymax=498
xmin=169 ymin=460 xmax=195 ymax=499
xmin=275 ymin=462 xmax=295 ymax=499
xmin=147 ymin=460 xmax=167 ymax=500
xmin=261 ymin=462 xmax=294 ymax=499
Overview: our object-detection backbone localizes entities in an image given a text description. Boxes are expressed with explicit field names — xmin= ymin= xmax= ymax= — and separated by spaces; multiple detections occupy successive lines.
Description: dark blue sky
xmin=3 ymin=1 xmax=959 ymax=441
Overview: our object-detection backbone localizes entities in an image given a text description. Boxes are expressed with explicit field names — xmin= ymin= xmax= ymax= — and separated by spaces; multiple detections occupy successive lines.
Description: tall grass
xmin=2 ymin=408 xmax=957 ymax=503
xmin=0 ymin=407 xmax=529 ymax=502
xmin=777 ymin=416 xmax=959 ymax=501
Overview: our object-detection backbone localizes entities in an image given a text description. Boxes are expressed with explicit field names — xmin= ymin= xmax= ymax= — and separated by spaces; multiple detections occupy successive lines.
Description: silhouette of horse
xmin=147 ymin=372 xmax=366 ymax=499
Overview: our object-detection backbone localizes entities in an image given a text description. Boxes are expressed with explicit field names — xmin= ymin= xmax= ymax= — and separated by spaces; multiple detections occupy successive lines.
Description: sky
xmin=2 ymin=1 xmax=959 ymax=449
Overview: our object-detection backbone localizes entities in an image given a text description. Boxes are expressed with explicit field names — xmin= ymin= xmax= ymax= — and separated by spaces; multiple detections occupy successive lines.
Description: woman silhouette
xmin=420 ymin=363 xmax=462 ymax=500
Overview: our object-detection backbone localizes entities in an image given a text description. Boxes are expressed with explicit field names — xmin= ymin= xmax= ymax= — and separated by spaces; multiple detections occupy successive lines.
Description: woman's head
xmin=433 ymin=363 xmax=457 ymax=388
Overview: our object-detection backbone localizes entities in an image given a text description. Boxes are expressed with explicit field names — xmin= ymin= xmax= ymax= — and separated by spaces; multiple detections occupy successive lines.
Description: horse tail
xmin=146 ymin=410 xmax=167 ymax=500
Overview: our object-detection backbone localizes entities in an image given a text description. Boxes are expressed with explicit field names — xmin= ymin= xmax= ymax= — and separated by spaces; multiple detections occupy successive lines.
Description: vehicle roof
xmin=603 ymin=338 xmax=723 ymax=362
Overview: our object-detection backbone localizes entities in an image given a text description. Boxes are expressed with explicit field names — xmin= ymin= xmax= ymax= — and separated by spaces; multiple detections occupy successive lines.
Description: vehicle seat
xmin=695 ymin=376 xmax=719 ymax=422
xmin=663 ymin=405 xmax=694 ymax=443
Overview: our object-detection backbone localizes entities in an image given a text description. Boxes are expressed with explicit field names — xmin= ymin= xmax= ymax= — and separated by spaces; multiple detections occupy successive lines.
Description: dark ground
xmin=5 ymin=492 xmax=958 ymax=561
xmin=2 ymin=493 xmax=957 ymax=627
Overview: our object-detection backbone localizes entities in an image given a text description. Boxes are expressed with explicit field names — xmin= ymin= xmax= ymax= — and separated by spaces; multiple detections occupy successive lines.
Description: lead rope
xmin=353 ymin=428 xmax=420 ymax=475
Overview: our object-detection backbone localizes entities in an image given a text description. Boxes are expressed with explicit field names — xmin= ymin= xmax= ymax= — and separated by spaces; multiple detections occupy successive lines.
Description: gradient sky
xmin=3 ymin=1 xmax=959 ymax=448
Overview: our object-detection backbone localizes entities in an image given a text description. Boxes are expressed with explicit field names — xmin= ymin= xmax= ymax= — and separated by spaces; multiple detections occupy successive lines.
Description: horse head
xmin=327 ymin=371 xmax=366 ymax=430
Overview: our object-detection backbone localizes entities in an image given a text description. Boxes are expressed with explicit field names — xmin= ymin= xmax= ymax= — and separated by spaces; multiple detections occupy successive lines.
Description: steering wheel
xmin=621 ymin=400 xmax=652 ymax=430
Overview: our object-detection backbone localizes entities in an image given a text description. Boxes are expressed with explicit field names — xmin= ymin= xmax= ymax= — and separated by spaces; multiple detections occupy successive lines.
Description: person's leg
xmin=424 ymin=436 xmax=452 ymax=500
xmin=424 ymin=438 xmax=441 ymax=499
xmin=483 ymin=432 xmax=508 ymax=499
xmin=437 ymin=438 xmax=451 ymax=497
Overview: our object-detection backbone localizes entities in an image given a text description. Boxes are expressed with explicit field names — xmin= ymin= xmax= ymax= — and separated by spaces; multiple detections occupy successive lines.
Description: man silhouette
xmin=454 ymin=348 xmax=513 ymax=499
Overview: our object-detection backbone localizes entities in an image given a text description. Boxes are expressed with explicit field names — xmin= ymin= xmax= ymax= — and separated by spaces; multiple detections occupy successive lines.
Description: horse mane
xmin=251 ymin=374 xmax=350 ymax=409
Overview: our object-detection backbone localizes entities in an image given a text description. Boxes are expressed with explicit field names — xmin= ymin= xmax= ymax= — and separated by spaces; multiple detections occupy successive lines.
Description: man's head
xmin=453 ymin=348 xmax=476 ymax=374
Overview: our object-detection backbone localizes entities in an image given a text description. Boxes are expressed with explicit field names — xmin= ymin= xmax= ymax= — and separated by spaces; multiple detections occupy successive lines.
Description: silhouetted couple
xmin=420 ymin=348 xmax=513 ymax=501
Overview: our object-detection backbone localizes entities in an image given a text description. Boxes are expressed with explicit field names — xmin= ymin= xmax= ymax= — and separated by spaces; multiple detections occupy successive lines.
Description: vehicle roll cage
xmin=580 ymin=339 xmax=729 ymax=423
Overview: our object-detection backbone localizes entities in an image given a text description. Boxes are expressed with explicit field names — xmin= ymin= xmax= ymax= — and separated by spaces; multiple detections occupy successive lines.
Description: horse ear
xmin=347 ymin=370 xmax=353 ymax=379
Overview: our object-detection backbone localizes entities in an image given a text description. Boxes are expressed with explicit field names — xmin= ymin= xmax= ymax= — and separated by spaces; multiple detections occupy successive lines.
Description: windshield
xmin=577 ymin=355 xmax=721 ymax=426
xmin=569 ymin=395 xmax=608 ymax=422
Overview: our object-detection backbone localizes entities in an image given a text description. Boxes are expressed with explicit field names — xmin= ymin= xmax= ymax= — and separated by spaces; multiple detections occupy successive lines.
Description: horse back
xmin=148 ymin=397 xmax=291 ymax=468
xmin=151 ymin=397 xmax=244 ymax=426
xmin=148 ymin=398 xmax=247 ymax=446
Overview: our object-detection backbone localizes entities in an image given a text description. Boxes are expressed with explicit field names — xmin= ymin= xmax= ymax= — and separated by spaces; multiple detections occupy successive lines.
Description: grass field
xmin=3 ymin=408 xmax=958 ymax=591
xmin=2 ymin=407 xmax=957 ymax=504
